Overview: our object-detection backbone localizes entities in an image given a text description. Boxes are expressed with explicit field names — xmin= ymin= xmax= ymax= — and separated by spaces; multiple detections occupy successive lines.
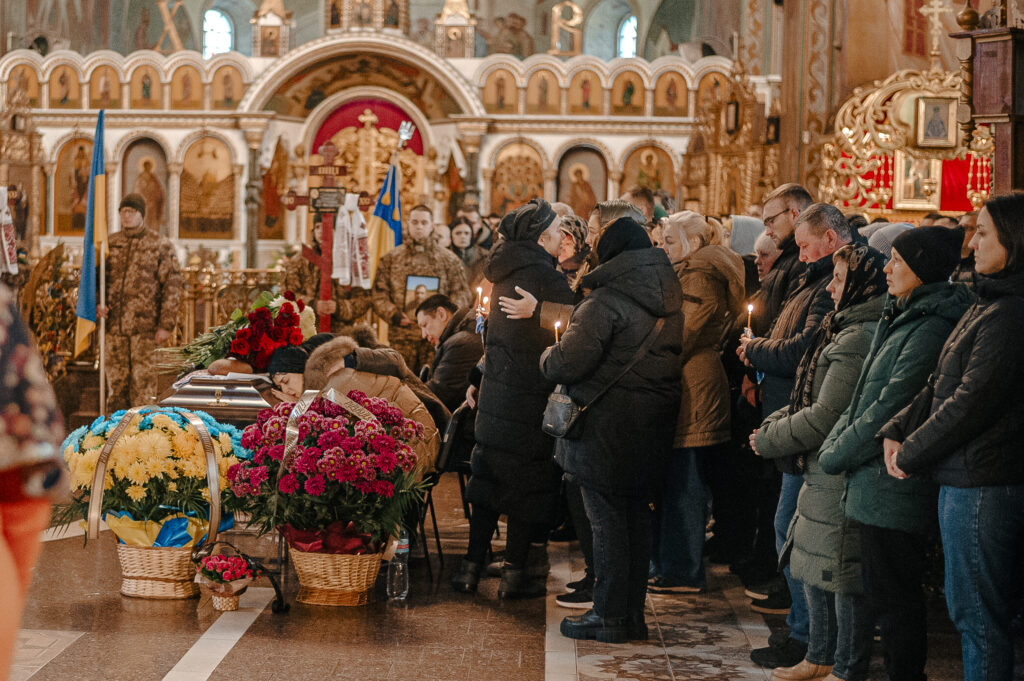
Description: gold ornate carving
xmin=548 ymin=2 xmax=583 ymax=57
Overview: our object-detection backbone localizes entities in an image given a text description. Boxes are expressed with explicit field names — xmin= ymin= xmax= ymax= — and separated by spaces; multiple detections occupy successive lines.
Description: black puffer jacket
xmin=769 ymin=235 xmax=806 ymax=318
xmin=467 ymin=240 xmax=576 ymax=521
xmin=745 ymin=253 xmax=835 ymax=415
xmin=540 ymin=248 xmax=683 ymax=497
xmin=427 ymin=307 xmax=483 ymax=411
xmin=880 ymin=269 xmax=1024 ymax=487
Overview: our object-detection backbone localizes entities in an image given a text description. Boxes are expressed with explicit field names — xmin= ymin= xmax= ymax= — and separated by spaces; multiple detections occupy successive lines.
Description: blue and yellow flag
xmin=74 ymin=111 xmax=107 ymax=357
xmin=366 ymin=161 xmax=403 ymax=279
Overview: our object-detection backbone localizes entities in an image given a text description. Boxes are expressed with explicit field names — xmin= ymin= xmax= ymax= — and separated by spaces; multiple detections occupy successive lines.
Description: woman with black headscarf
xmin=540 ymin=217 xmax=683 ymax=642
xmin=451 ymin=199 xmax=577 ymax=599
xmin=751 ymin=244 xmax=889 ymax=681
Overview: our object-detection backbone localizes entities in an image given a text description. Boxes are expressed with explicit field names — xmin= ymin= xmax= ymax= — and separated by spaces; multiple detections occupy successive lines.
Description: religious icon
xmin=330 ymin=0 xmax=342 ymax=27
xmin=142 ymin=74 xmax=152 ymax=99
xmin=725 ymin=100 xmax=739 ymax=134
xmin=58 ymin=71 xmax=69 ymax=105
xmin=568 ymin=71 xmax=600 ymax=115
xmin=916 ymin=97 xmax=956 ymax=148
xmin=527 ymin=71 xmax=557 ymax=114
xmin=384 ymin=0 xmax=400 ymax=27
xmin=893 ymin=151 xmax=942 ymax=209
xmin=55 ymin=139 xmax=93 ymax=236
xmin=623 ymin=81 xmax=635 ymax=107
xmin=557 ymin=151 xmax=605 ymax=221
xmin=122 ymin=138 xmax=169 ymax=234
xmin=538 ymin=74 xmax=550 ymax=111
xmin=355 ymin=0 xmax=373 ymax=27
xmin=98 ymin=71 xmax=113 ymax=106
xmin=623 ymin=146 xmax=675 ymax=195
xmin=10 ymin=66 xmax=39 ymax=107
xmin=491 ymin=143 xmax=544 ymax=214
xmin=261 ymin=26 xmax=280 ymax=56
xmin=496 ymin=75 xmax=507 ymax=110
xmin=654 ymin=73 xmax=685 ymax=117
xmin=50 ymin=66 xmax=80 ymax=108
xmin=211 ymin=67 xmax=240 ymax=109
xmin=135 ymin=159 xmax=166 ymax=231
xmin=581 ymin=77 xmax=591 ymax=110
xmin=179 ymin=137 xmax=235 ymax=239
xmin=613 ymin=73 xmax=643 ymax=114
xmin=485 ymin=70 xmax=515 ymax=113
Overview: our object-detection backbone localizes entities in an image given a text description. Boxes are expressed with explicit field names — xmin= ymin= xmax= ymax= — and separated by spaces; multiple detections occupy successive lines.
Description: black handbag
xmin=542 ymin=318 xmax=665 ymax=439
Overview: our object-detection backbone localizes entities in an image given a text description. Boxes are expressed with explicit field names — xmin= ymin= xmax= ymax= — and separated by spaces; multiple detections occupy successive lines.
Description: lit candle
xmin=554 ymin=320 xmax=562 ymax=342
xmin=482 ymin=296 xmax=489 ymax=307
xmin=476 ymin=286 xmax=483 ymax=308
xmin=746 ymin=303 xmax=754 ymax=330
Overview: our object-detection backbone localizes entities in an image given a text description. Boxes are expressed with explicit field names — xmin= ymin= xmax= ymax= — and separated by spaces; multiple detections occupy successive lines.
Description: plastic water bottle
xmin=387 ymin=528 xmax=410 ymax=601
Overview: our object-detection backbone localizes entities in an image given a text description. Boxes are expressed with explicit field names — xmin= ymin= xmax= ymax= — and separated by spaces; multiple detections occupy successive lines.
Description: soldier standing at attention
xmin=99 ymin=193 xmax=183 ymax=411
xmin=282 ymin=215 xmax=372 ymax=332
xmin=373 ymin=204 xmax=472 ymax=372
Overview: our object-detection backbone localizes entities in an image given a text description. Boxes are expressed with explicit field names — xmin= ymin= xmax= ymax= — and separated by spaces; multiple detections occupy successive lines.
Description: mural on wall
xmin=130 ymin=65 xmax=161 ymax=109
xmin=568 ymin=70 xmax=601 ymax=115
xmin=179 ymin=137 xmax=234 ymax=239
xmin=478 ymin=13 xmax=536 ymax=58
xmin=54 ymin=138 xmax=93 ymax=236
xmin=557 ymin=147 xmax=606 ymax=220
xmin=120 ymin=1 xmax=196 ymax=54
xmin=170 ymin=65 xmax=202 ymax=110
xmin=643 ymin=0 xmax=696 ymax=60
xmin=526 ymin=70 xmax=558 ymax=114
xmin=483 ymin=69 xmax=517 ymax=114
xmin=653 ymin=72 xmax=687 ymax=116
xmin=623 ymin=146 xmax=675 ymax=194
xmin=121 ymin=139 xmax=169 ymax=235
xmin=8 ymin=66 xmax=40 ymax=107
xmin=89 ymin=65 xmax=121 ymax=108
xmin=48 ymin=65 xmax=81 ymax=108
xmin=611 ymin=72 xmax=643 ymax=115
xmin=262 ymin=54 xmax=461 ymax=120
xmin=490 ymin=143 xmax=544 ymax=215
xmin=211 ymin=65 xmax=242 ymax=109
xmin=259 ymin=140 xmax=288 ymax=240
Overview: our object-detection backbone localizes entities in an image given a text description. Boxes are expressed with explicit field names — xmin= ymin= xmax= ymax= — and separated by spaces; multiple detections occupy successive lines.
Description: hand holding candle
xmin=554 ymin=320 xmax=562 ymax=343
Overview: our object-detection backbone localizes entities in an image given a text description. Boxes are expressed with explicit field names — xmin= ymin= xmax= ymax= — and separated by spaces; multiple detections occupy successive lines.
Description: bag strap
xmin=579 ymin=317 xmax=665 ymax=412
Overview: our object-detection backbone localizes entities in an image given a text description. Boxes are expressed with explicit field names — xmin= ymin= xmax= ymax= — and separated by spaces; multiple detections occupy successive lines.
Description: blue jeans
xmin=939 ymin=484 xmax=1024 ymax=681
xmin=804 ymin=585 xmax=872 ymax=681
xmin=776 ymin=472 xmax=809 ymax=642
xmin=652 ymin=447 xmax=710 ymax=588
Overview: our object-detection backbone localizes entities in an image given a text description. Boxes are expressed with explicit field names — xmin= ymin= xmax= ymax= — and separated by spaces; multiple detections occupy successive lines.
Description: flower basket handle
xmin=269 ymin=389 xmax=374 ymax=527
xmin=86 ymin=405 xmax=222 ymax=546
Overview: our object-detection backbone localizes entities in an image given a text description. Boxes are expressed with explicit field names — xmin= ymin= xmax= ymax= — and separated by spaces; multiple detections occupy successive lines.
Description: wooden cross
xmin=282 ymin=140 xmax=348 ymax=332
xmin=920 ymin=0 xmax=952 ymax=71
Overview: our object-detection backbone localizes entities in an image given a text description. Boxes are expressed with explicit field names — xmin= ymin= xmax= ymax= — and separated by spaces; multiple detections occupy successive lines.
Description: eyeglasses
xmin=763 ymin=209 xmax=789 ymax=228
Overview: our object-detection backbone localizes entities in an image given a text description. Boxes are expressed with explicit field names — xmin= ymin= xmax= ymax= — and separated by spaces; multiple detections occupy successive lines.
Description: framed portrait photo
xmin=405 ymin=275 xmax=440 ymax=316
xmin=916 ymin=97 xmax=957 ymax=148
xmin=893 ymin=150 xmax=943 ymax=210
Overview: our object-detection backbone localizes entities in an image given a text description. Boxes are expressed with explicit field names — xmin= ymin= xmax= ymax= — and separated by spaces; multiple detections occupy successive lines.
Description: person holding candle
xmin=650 ymin=211 xmax=745 ymax=593
xmin=451 ymin=199 xmax=576 ymax=598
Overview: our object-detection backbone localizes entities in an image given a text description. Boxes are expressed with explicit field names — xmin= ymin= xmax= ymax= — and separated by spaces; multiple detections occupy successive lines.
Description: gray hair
xmin=795 ymin=202 xmax=853 ymax=243
xmin=754 ymin=231 xmax=780 ymax=256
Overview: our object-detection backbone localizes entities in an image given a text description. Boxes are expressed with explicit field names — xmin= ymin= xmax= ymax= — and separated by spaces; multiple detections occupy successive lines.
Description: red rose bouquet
xmin=227 ymin=390 xmax=428 ymax=554
xmin=196 ymin=554 xmax=261 ymax=586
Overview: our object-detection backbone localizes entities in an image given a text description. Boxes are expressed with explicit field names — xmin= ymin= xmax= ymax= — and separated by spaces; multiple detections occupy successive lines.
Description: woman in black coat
xmin=452 ymin=199 xmax=576 ymax=598
xmin=881 ymin=193 xmax=1024 ymax=681
xmin=541 ymin=217 xmax=683 ymax=642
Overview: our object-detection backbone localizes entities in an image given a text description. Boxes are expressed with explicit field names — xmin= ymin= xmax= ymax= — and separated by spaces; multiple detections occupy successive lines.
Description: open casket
xmin=157 ymin=372 xmax=280 ymax=428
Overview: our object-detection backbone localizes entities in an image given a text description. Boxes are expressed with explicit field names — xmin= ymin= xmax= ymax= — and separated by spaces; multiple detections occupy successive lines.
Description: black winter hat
xmin=891 ymin=226 xmax=964 ymax=284
xmin=119 ymin=193 xmax=146 ymax=217
xmin=497 ymin=198 xmax=556 ymax=242
xmin=267 ymin=344 xmax=309 ymax=379
xmin=595 ymin=217 xmax=651 ymax=263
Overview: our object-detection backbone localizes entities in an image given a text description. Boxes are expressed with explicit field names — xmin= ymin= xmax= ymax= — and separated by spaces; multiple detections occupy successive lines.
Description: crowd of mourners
xmin=0 ymin=179 xmax=1021 ymax=681
xmin=409 ymin=184 xmax=1023 ymax=681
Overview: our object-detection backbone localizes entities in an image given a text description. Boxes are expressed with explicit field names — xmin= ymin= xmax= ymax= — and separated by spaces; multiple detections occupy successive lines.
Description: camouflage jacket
xmin=281 ymin=250 xmax=372 ymax=333
xmin=372 ymin=237 xmax=472 ymax=324
xmin=105 ymin=227 xmax=183 ymax=336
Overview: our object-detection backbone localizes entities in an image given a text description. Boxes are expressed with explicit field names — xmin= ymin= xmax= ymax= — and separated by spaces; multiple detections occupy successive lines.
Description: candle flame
xmin=483 ymin=296 xmax=489 ymax=305
xmin=747 ymin=303 xmax=754 ymax=313
xmin=554 ymin=321 xmax=561 ymax=328
xmin=476 ymin=287 xmax=483 ymax=295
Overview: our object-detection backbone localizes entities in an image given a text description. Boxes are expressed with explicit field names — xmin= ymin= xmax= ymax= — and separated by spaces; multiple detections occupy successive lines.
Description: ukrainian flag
xmin=74 ymin=111 xmax=107 ymax=357
xmin=366 ymin=161 xmax=402 ymax=279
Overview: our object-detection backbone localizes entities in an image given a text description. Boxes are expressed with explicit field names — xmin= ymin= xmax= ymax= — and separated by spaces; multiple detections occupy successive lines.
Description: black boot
xmin=626 ymin=611 xmax=648 ymax=641
xmin=497 ymin=564 xmax=545 ymax=599
xmin=560 ymin=609 xmax=628 ymax=643
xmin=450 ymin=559 xmax=482 ymax=593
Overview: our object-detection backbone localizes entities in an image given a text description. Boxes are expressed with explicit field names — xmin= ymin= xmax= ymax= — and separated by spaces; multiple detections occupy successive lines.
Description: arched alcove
xmin=582 ymin=0 xmax=633 ymax=62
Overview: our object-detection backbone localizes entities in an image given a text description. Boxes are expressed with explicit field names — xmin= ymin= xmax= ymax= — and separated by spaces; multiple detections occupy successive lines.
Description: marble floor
xmin=12 ymin=475 xmax=1022 ymax=680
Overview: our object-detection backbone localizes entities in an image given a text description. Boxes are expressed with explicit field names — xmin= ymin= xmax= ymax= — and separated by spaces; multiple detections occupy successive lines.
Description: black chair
xmin=415 ymin=403 xmax=474 ymax=578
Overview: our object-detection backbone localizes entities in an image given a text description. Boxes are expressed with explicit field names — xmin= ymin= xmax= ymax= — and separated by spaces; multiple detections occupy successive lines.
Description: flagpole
xmin=98 ymin=239 xmax=106 ymax=416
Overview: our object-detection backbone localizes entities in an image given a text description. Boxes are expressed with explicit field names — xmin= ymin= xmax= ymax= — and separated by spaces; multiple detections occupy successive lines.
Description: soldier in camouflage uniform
xmin=282 ymin=217 xmax=372 ymax=332
xmin=101 ymin=193 xmax=183 ymax=411
xmin=373 ymin=204 xmax=472 ymax=372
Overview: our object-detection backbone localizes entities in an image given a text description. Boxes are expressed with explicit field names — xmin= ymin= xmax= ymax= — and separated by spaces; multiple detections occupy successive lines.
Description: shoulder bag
xmin=542 ymin=317 xmax=666 ymax=439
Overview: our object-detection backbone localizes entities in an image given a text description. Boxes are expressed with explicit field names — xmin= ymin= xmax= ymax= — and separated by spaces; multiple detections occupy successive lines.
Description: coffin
xmin=156 ymin=372 xmax=279 ymax=427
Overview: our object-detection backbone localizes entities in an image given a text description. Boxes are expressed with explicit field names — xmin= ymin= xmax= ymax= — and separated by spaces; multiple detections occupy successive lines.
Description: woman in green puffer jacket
xmin=752 ymin=243 xmax=889 ymax=681
xmin=818 ymin=226 xmax=971 ymax=681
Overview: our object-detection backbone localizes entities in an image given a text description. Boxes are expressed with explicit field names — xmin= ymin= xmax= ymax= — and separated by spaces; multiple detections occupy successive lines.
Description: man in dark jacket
xmin=416 ymin=294 xmax=483 ymax=412
xmin=760 ymin=183 xmax=812 ymax=316
xmin=737 ymin=202 xmax=854 ymax=668
xmin=541 ymin=217 xmax=683 ymax=643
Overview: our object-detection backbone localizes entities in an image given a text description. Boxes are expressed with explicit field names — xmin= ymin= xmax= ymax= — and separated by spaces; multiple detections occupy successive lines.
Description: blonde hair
xmin=665 ymin=211 xmax=717 ymax=251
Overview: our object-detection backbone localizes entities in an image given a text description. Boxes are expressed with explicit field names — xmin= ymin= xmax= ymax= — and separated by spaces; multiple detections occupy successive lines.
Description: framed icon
xmin=893 ymin=150 xmax=943 ymax=210
xmin=916 ymin=96 xmax=957 ymax=148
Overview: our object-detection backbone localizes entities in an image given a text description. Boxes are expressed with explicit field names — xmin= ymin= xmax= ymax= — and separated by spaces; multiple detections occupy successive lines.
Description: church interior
xmin=2 ymin=0 xmax=1023 ymax=680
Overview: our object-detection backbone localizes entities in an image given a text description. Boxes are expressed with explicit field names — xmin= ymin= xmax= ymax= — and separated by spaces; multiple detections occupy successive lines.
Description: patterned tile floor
xmin=13 ymin=475 xmax=1024 ymax=680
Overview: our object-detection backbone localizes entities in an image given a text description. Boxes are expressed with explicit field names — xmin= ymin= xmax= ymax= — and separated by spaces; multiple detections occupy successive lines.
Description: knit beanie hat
xmin=267 ymin=344 xmax=309 ymax=379
xmin=119 ymin=193 xmax=146 ymax=217
xmin=891 ymin=226 xmax=965 ymax=284
xmin=498 ymin=198 xmax=556 ymax=242
xmin=867 ymin=222 xmax=913 ymax=259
